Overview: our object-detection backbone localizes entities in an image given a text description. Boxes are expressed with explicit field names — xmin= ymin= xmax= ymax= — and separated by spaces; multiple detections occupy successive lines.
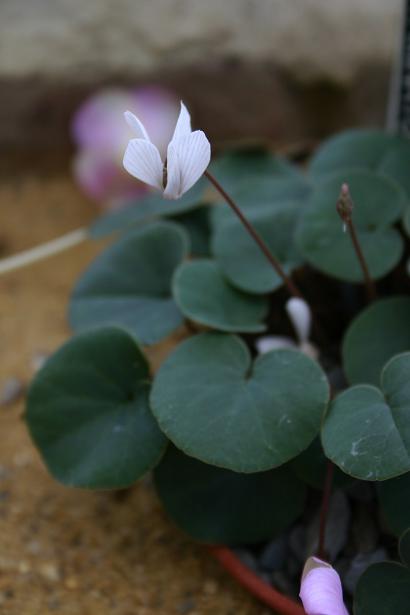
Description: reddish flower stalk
xmin=317 ymin=460 xmax=335 ymax=560
xmin=204 ymin=170 xmax=303 ymax=300
xmin=336 ymin=183 xmax=377 ymax=302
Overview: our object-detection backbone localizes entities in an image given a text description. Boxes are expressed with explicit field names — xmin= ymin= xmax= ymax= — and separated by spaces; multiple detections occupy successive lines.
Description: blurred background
xmin=0 ymin=2 xmax=405 ymax=614
xmin=0 ymin=0 xmax=402 ymax=176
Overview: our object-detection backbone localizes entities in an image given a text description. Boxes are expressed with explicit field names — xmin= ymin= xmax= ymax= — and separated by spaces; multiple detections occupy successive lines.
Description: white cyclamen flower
xmin=256 ymin=298 xmax=318 ymax=360
xmin=123 ymin=101 xmax=211 ymax=199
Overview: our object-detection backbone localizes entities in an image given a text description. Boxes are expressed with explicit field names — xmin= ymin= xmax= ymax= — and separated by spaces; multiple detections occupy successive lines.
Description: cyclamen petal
xmin=124 ymin=110 xmax=151 ymax=142
xmin=164 ymin=131 xmax=211 ymax=199
xmin=300 ymin=557 xmax=349 ymax=615
xmin=255 ymin=336 xmax=296 ymax=354
xmin=171 ymin=101 xmax=192 ymax=143
xmin=286 ymin=298 xmax=312 ymax=344
xmin=123 ymin=100 xmax=210 ymax=199
xmin=123 ymin=139 xmax=164 ymax=191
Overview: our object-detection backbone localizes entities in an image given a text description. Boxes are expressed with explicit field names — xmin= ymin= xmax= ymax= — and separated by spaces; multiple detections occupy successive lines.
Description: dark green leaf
xmin=212 ymin=203 xmax=303 ymax=294
xmin=297 ymin=170 xmax=404 ymax=282
xmin=399 ymin=528 xmax=410 ymax=568
xmin=89 ymin=178 xmax=208 ymax=238
xmin=322 ymin=353 xmax=410 ymax=481
xmin=342 ymin=296 xmax=410 ymax=385
xmin=26 ymin=327 xmax=167 ymax=489
xmin=172 ymin=260 xmax=268 ymax=332
xmin=291 ymin=437 xmax=352 ymax=490
xmin=154 ymin=445 xmax=306 ymax=544
xmin=210 ymin=149 xmax=304 ymax=194
xmin=403 ymin=207 xmax=410 ymax=237
xmin=354 ymin=562 xmax=410 ymax=615
xmin=150 ymin=333 xmax=329 ymax=472
xmin=309 ymin=129 xmax=394 ymax=177
xmin=379 ymin=139 xmax=410 ymax=198
xmin=171 ymin=206 xmax=212 ymax=256
xmin=69 ymin=222 xmax=189 ymax=346
xmin=379 ymin=472 xmax=410 ymax=536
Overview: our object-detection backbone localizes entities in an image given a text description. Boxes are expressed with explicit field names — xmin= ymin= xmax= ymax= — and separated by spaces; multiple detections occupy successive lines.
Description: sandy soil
xmin=0 ymin=175 xmax=268 ymax=615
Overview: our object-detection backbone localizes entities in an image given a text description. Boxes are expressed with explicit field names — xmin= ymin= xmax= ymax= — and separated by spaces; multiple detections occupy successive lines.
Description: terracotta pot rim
xmin=209 ymin=545 xmax=306 ymax=615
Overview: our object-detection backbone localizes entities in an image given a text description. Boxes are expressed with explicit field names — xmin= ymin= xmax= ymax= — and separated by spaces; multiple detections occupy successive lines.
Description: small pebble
xmin=177 ymin=597 xmax=196 ymax=614
xmin=0 ymin=378 xmax=25 ymax=406
xmin=306 ymin=490 xmax=350 ymax=561
xmin=344 ymin=548 xmax=388 ymax=595
xmin=26 ymin=540 xmax=42 ymax=555
xmin=39 ymin=562 xmax=60 ymax=582
xmin=288 ymin=525 xmax=306 ymax=563
xmin=64 ymin=577 xmax=78 ymax=590
xmin=285 ymin=554 xmax=302 ymax=580
xmin=13 ymin=451 xmax=33 ymax=468
xmin=352 ymin=503 xmax=379 ymax=553
xmin=232 ymin=547 xmax=259 ymax=572
xmin=259 ymin=535 xmax=288 ymax=572
xmin=203 ymin=579 xmax=218 ymax=595
xmin=272 ymin=570 xmax=298 ymax=598
xmin=31 ymin=351 xmax=49 ymax=373
xmin=346 ymin=481 xmax=376 ymax=502
xmin=18 ymin=561 xmax=31 ymax=574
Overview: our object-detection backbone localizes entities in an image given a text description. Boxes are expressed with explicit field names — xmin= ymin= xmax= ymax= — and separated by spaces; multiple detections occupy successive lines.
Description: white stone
xmin=0 ymin=0 xmax=402 ymax=83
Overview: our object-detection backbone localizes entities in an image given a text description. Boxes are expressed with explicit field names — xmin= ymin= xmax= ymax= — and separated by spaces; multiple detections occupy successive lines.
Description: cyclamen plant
xmin=26 ymin=102 xmax=410 ymax=615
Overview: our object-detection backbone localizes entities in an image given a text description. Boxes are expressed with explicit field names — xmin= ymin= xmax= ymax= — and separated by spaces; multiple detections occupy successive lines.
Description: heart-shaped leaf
xmin=354 ymin=562 xmax=410 ymax=615
xmin=90 ymin=178 xmax=209 ymax=238
xmin=399 ymin=528 xmax=410 ymax=568
xmin=379 ymin=139 xmax=410 ymax=198
xmin=26 ymin=327 xmax=167 ymax=488
xmin=154 ymin=445 xmax=306 ymax=544
xmin=403 ymin=207 xmax=410 ymax=237
xmin=378 ymin=472 xmax=410 ymax=536
xmin=210 ymin=149 xmax=304 ymax=194
xmin=170 ymin=206 xmax=211 ymax=256
xmin=209 ymin=149 xmax=310 ymax=229
xmin=342 ymin=296 xmax=410 ymax=385
xmin=150 ymin=333 xmax=329 ymax=472
xmin=296 ymin=170 xmax=404 ymax=282
xmin=212 ymin=204 xmax=303 ymax=294
xmin=172 ymin=260 xmax=269 ymax=332
xmin=322 ymin=353 xmax=410 ymax=481
xmin=211 ymin=182 xmax=309 ymax=230
xmin=69 ymin=222 xmax=189 ymax=346
xmin=309 ymin=129 xmax=394 ymax=177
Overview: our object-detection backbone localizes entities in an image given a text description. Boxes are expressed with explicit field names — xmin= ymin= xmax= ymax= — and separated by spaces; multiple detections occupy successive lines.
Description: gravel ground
xmin=0 ymin=172 xmax=269 ymax=615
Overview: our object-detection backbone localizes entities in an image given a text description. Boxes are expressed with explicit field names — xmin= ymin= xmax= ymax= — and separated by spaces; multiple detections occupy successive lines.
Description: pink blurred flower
xmin=299 ymin=557 xmax=349 ymax=615
xmin=71 ymin=86 xmax=179 ymax=208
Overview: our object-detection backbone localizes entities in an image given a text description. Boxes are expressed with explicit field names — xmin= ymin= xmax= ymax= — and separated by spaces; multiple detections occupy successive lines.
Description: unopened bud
xmin=336 ymin=182 xmax=354 ymax=223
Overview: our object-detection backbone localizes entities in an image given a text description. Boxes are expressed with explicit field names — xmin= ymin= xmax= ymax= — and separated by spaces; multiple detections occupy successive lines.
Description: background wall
xmin=0 ymin=0 xmax=403 ymax=163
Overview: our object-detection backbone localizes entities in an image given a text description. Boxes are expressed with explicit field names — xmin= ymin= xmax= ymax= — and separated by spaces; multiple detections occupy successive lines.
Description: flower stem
xmin=204 ymin=170 xmax=303 ymax=299
xmin=317 ymin=461 xmax=334 ymax=560
xmin=336 ymin=183 xmax=377 ymax=302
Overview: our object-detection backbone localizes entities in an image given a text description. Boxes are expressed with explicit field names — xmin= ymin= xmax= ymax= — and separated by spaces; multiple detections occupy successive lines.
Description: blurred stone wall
xmin=0 ymin=0 xmax=404 ymax=164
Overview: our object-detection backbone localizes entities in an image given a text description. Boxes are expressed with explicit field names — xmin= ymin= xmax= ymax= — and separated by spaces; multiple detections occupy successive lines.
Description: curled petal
xmin=164 ymin=130 xmax=211 ymax=199
xmin=124 ymin=110 xmax=151 ymax=142
xmin=286 ymin=298 xmax=312 ymax=344
xmin=300 ymin=557 xmax=349 ymax=615
xmin=171 ymin=101 xmax=192 ymax=144
xmin=255 ymin=336 xmax=296 ymax=355
xmin=123 ymin=139 xmax=164 ymax=191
